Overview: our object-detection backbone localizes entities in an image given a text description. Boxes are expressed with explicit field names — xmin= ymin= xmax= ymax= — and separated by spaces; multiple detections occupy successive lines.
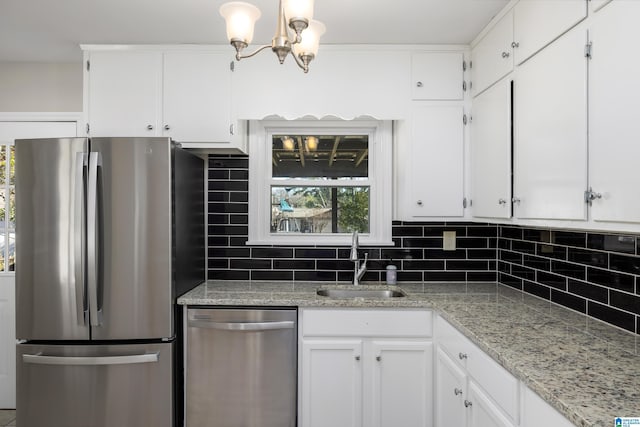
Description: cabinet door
xmin=471 ymin=77 xmax=512 ymax=219
xmin=412 ymin=52 xmax=464 ymax=100
xmin=589 ymin=0 xmax=640 ymax=224
xmin=435 ymin=347 xmax=466 ymax=427
xmin=513 ymin=28 xmax=588 ymax=220
xmin=370 ymin=340 xmax=433 ymax=427
xmin=409 ymin=105 xmax=464 ymax=218
xmin=301 ymin=339 xmax=363 ymax=427
xmin=513 ymin=0 xmax=587 ymax=65
xmin=163 ymin=51 xmax=231 ymax=143
xmin=87 ymin=51 xmax=162 ymax=137
xmin=466 ymin=380 xmax=515 ymax=427
xmin=471 ymin=9 xmax=513 ymax=97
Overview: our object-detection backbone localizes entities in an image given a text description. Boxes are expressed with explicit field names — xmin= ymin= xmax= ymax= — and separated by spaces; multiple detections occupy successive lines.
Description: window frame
xmin=248 ymin=119 xmax=393 ymax=246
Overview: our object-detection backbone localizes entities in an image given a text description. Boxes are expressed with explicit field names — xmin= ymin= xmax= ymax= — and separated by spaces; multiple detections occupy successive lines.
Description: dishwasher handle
xmin=188 ymin=318 xmax=295 ymax=331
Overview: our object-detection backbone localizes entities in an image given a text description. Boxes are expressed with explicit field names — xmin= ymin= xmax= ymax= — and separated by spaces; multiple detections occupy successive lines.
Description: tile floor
xmin=0 ymin=410 xmax=15 ymax=427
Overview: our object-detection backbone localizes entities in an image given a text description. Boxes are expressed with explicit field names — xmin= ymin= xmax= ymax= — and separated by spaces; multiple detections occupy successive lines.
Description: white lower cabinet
xmin=300 ymin=309 xmax=433 ymax=427
xmin=436 ymin=316 xmax=576 ymax=427
xmin=436 ymin=347 xmax=515 ymax=427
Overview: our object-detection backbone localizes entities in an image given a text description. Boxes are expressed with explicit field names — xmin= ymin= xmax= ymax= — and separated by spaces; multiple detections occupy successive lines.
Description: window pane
xmin=272 ymin=135 xmax=368 ymax=179
xmin=0 ymin=146 xmax=6 ymax=186
xmin=9 ymin=187 xmax=15 ymax=229
xmin=271 ymin=186 xmax=369 ymax=234
xmin=9 ymin=145 xmax=15 ymax=186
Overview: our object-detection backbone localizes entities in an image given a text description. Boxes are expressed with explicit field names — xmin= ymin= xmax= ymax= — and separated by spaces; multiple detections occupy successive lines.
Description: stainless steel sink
xmin=316 ymin=287 xmax=406 ymax=299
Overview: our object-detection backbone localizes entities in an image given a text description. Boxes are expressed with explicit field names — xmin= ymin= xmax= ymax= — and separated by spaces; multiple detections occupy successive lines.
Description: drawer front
xmin=436 ymin=316 xmax=473 ymax=366
xmin=301 ymin=309 xmax=432 ymax=337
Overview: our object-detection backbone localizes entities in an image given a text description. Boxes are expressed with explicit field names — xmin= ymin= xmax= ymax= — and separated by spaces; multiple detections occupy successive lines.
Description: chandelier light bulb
xmin=219 ymin=2 xmax=262 ymax=46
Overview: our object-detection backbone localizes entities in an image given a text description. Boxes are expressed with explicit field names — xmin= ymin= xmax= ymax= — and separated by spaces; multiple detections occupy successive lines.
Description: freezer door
xmin=17 ymin=342 xmax=174 ymax=427
xmin=15 ymin=137 xmax=90 ymax=341
xmin=88 ymin=137 xmax=173 ymax=340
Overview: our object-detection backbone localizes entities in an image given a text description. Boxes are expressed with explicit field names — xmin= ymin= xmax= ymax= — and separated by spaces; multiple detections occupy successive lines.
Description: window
xmin=0 ymin=144 xmax=15 ymax=272
xmin=249 ymin=120 xmax=393 ymax=245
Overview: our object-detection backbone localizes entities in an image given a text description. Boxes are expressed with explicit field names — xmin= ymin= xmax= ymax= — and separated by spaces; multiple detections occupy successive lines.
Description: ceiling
xmin=0 ymin=0 xmax=509 ymax=62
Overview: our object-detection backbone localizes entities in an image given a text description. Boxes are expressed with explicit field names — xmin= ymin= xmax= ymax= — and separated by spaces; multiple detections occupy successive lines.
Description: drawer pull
xmin=376 ymin=355 xmax=381 ymax=362
xmin=355 ymin=356 xmax=360 ymax=361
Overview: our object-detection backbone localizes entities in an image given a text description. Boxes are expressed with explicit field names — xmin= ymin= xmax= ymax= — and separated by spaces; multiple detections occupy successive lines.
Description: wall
xmin=498 ymin=225 xmax=640 ymax=334
xmin=207 ymin=154 xmax=640 ymax=336
xmin=207 ymin=154 xmax=497 ymax=282
xmin=0 ymin=62 xmax=82 ymax=112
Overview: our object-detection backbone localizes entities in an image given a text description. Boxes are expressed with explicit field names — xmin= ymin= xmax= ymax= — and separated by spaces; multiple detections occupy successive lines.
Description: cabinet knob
xmin=512 ymin=197 xmax=521 ymax=204
xmin=376 ymin=355 xmax=381 ymax=362
xmin=454 ymin=388 xmax=463 ymax=396
xmin=416 ymin=81 xmax=423 ymax=88
xmin=146 ymin=125 xmax=154 ymax=130
xmin=501 ymin=51 xmax=510 ymax=58
xmin=464 ymin=400 xmax=473 ymax=408
xmin=511 ymin=41 xmax=520 ymax=48
xmin=417 ymin=200 xmax=423 ymax=206
xmin=498 ymin=198 xmax=507 ymax=205
xmin=458 ymin=352 xmax=468 ymax=360
xmin=355 ymin=356 xmax=360 ymax=361
xmin=164 ymin=125 xmax=171 ymax=131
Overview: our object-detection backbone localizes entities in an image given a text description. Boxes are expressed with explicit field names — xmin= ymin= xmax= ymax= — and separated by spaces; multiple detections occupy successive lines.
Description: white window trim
xmin=248 ymin=119 xmax=393 ymax=246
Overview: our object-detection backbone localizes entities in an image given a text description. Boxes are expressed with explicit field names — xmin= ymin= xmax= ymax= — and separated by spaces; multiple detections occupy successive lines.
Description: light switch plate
xmin=443 ymin=231 xmax=456 ymax=251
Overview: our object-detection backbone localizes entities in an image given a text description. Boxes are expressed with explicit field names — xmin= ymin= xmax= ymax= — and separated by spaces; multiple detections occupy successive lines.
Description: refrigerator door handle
xmin=22 ymin=352 xmax=159 ymax=366
xmin=188 ymin=319 xmax=295 ymax=331
xmin=74 ymin=152 xmax=88 ymax=326
xmin=87 ymin=151 xmax=103 ymax=327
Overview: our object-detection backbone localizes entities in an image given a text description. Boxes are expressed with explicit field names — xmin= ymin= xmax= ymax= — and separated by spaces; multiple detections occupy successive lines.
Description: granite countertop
xmin=178 ymin=281 xmax=640 ymax=427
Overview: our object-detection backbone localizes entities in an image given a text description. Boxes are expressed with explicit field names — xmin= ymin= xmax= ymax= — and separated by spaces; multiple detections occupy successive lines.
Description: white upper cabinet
xmin=83 ymin=46 xmax=241 ymax=150
xmin=409 ymin=105 xmax=465 ymax=218
xmin=471 ymin=9 xmax=514 ymax=97
xmin=86 ymin=51 xmax=162 ymax=137
xmin=588 ymin=0 xmax=640 ymax=224
xmin=513 ymin=28 xmax=588 ymax=220
xmin=162 ymin=51 xmax=232 ymax=144
xmin=512 ymin=0 xmax=587 ymax=65
xmin=470 ymin=77 xmax=512 ymax=219
xmin=411 ymin=52 xmax=465 ymax=100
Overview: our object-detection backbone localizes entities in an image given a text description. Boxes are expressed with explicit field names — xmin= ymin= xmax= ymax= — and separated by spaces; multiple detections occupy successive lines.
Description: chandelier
xmin=219 ymin=0 xmax=326 ymax=73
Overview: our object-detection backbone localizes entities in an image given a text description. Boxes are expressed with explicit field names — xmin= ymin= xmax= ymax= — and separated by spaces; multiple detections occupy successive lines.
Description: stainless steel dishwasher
xmin=185 ymin=307 xmax=297 ymax=427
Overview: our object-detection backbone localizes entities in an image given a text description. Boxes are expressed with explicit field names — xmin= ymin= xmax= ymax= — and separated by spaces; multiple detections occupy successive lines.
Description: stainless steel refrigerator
xmin=15 ymin=137 xmax=205 ymax=427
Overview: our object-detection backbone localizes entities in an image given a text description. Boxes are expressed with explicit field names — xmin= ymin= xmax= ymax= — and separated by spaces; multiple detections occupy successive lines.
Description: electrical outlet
xmin=443 ymin=231 xmax=456 ymax=251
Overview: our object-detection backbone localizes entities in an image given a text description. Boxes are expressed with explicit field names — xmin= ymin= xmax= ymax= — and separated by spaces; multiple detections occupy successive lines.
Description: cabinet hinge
xmin=469 ymin=60 xmax=473 ymax=69
xmin=86 ymin=123 xmax=90 ymax=134
xmin=463 ymin=114 xmax=468 ymax=125
xmin=230 ymin=123 xmax=235 ymax=135
xmin=463 ymin=198 xmax=468 ymax=208
xmin=463 ymin=81 xmax=467 ymax=92
xmin=86 ymin=60 xmax=90 ymax=71
xmin=463 ymin=60 xmax=467 ymax=72
xmin=585 ymin=42 xmax=593 ymax=59
xmin=230 ymin=61 xmax=235 ymax=72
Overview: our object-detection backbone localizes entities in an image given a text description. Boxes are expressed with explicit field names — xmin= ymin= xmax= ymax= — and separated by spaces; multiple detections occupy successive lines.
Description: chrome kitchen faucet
xmin=350 ymin=231 xmax=368 ymax=285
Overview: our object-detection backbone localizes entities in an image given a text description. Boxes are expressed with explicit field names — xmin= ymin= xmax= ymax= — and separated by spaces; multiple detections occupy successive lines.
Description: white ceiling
xmin=0 ymin=0 xmax=509 ymax=62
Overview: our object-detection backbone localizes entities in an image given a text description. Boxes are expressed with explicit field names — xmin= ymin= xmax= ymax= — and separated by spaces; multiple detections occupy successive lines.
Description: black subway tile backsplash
xmin=206 ymin=155 xmax=640 ymax=335
xmin=588 ymin=301 xmax=636 ymax=333
xmin=498 ymin=224 xmax=640 ymax=334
